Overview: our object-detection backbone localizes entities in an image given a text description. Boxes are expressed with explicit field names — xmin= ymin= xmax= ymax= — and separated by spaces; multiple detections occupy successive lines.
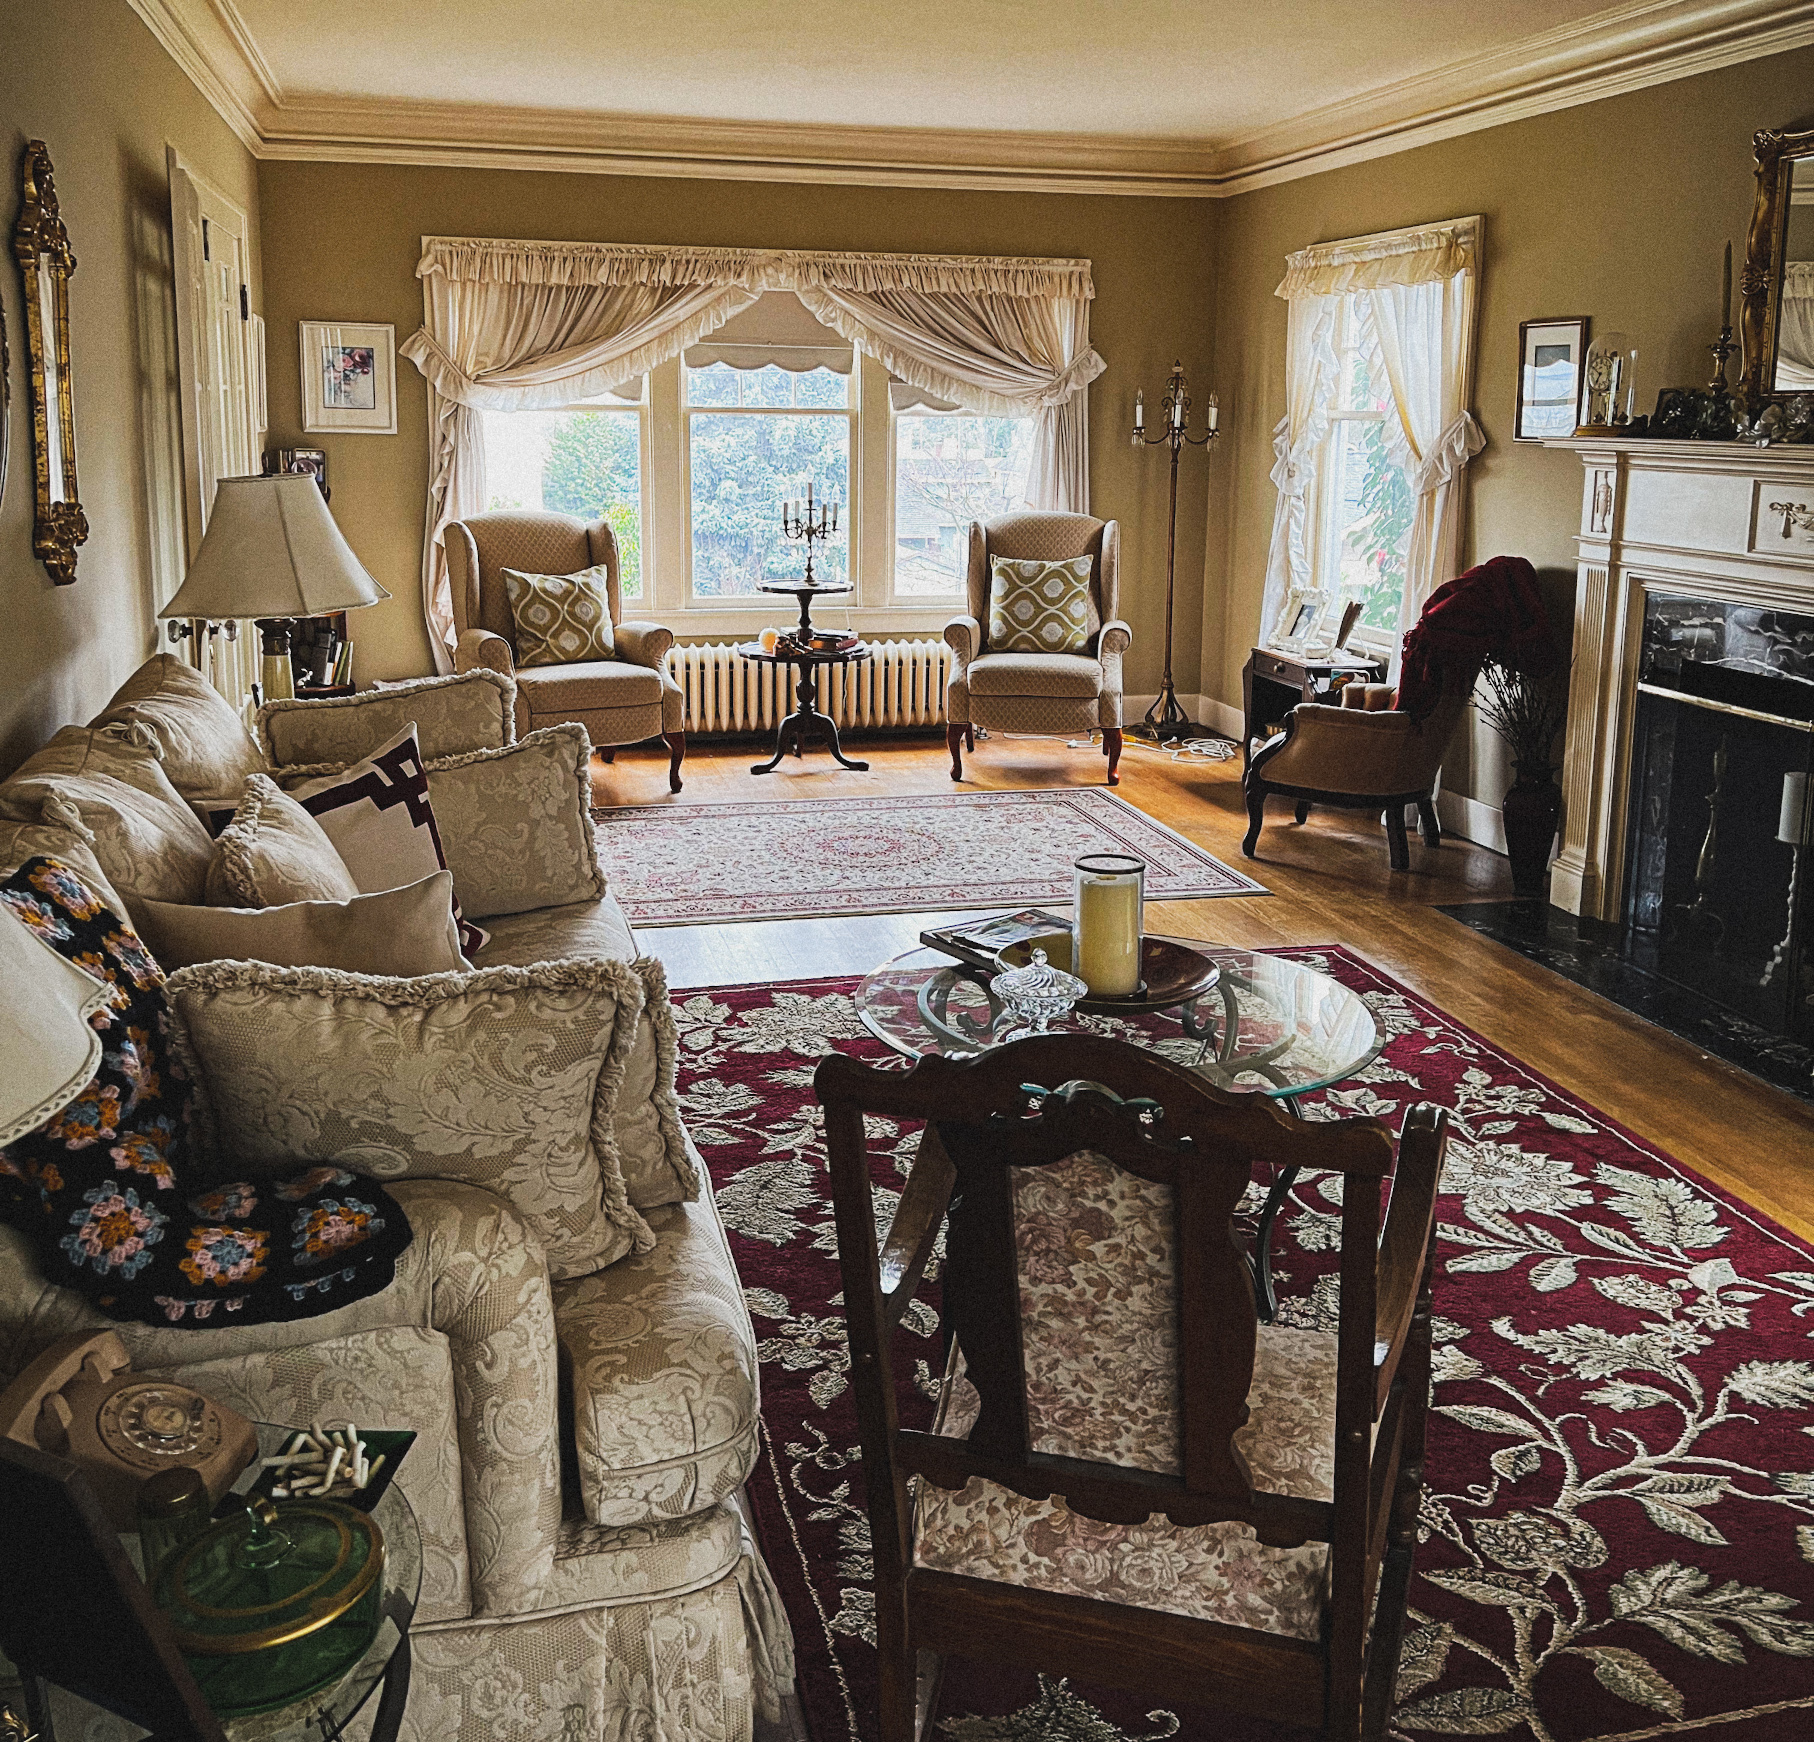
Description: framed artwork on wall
xmin=299 ymin=319 xmax=396 ymax=434
xmin=1515 ymin=317 xmax=1589 ymax=441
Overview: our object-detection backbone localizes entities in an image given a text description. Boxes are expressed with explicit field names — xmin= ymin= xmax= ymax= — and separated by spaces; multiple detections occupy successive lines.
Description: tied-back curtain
xmin=1777 ymin=261 xmax=1814 ymax=390
xmin=1263 ymin=218 xmax=1483 ymax=670
xmin=400 ymin=240 xmax=1103 ymax=672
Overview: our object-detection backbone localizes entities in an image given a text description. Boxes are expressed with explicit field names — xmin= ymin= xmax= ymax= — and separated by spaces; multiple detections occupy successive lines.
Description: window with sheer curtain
xmin=1264 ymin=218 xmax=1483 ymax=666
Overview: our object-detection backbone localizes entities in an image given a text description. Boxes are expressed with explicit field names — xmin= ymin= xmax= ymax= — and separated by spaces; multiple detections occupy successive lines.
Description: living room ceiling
xmin=134 ymin=0 xmax=1814 ymax=194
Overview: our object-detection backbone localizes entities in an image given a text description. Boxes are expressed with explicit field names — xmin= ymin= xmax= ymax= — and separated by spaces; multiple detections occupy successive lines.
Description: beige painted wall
xmin=1206 ymin=46 xmax=1814 ymax=806
xmin=0 ymin=0 xmax=261 ymax=773
xmin=256 ymin=162 xmax=1218 ymax=693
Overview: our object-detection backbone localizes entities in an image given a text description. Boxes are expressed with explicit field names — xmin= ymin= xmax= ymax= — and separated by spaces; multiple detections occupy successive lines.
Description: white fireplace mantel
xmin=1542 ymin=434 xmax=1814 ymax=921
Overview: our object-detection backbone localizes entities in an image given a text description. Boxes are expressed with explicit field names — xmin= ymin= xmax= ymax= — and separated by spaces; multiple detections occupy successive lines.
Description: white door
xmin=169 ymin=149 xmax=263 ymax=711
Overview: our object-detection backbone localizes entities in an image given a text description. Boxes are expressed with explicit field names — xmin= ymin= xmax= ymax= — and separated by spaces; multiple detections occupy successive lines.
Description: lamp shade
xmin=0 ymin=900 xmax=112 ymax=1145
xmin=158 ymin=474 xmax=390 ymax=621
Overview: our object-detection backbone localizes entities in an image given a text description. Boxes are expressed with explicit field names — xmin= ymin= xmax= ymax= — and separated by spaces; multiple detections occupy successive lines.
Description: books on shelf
xmin=919 ymin=908 xmax=1071 ymax=971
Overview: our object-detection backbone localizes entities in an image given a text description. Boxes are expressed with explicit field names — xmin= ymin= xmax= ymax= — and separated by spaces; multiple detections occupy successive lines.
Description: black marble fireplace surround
xmin=1444 ymin=592 xmax=1814 ymax=1104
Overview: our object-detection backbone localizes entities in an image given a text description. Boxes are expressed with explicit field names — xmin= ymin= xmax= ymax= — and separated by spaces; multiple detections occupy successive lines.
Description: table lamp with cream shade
xmin=157 ymin=474 xmax=389 ymax=701
xmin=0 ymin=896 xmax=114 ymax=1146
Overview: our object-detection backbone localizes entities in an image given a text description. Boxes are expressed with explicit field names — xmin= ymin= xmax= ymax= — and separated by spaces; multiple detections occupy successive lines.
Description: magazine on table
xmin=918 ymin=908 xmax=1072 ymax=971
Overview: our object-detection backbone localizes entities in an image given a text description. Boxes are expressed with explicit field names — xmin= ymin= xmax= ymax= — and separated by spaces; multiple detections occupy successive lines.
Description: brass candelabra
xmin=780 ymin=485 xmax=841 ymax=587
xmin=1131 ymin=361 xmax=1219 ymax=742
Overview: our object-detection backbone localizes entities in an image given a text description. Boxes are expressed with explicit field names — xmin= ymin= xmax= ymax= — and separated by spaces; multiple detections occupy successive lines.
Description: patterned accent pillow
xmin=206 ymin=775 xmax=360 ymax=908
xmin=503 ymin=565 xmax=617 ymax=668
xmin=285 ymin=725 xmax=487 ymax=956
xmin=987 ymin=555 xmax=1093 ymax=654
xmin=166 ymin=956 xmax=658 ymax=1279
xmin=0 ymin=857 xmax=411 ymax=1326
xmin=256 ymin=669 xmax=517 ymax=769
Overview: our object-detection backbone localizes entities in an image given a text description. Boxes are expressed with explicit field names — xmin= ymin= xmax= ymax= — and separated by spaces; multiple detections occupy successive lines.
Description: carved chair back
xmin=816 ymin=1033 xmax=1447 ymax=1739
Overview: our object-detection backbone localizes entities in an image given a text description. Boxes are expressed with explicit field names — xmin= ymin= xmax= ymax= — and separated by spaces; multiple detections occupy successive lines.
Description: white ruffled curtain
xmin=1776 ymin=261 xmax=1814 ymax=390
xmin=400 ymin=241 xmax=1103 ymax=671
xmin=1262 ymin=219 xmax=1484 ymax=667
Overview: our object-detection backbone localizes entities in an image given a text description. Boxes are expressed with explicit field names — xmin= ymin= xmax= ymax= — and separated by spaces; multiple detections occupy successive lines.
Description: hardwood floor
xmin=592 ymin=730 xmax=1814 ymax=1244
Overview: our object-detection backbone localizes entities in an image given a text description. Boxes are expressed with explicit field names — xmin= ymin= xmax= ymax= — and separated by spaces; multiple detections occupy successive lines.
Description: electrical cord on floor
xmin=1055 ymin=730 xmax=1240 ymax=764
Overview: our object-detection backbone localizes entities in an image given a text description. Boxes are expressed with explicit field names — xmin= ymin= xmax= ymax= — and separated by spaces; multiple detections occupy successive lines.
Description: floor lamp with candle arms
xmin=1131 ymin=361 xmax=1219 ymax=742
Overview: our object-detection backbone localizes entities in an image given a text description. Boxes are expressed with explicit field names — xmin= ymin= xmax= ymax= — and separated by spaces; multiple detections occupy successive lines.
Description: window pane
xmin=689 ymin=413 xmax=850 ymax=597
xmin=480 ymin=408 xmax=643 ymax=598
xmin=792 ymin=367 xmax=851 ymax=408
xmin=1325 ymin=414 xmax=1411 ymax=636
xmin=740 ymin=364 xmax=795 ymax=409
xmin=685 ymin=362 xmax=739 ymax=407
xmin=893 ymin=414 xmax=1035 ymax=596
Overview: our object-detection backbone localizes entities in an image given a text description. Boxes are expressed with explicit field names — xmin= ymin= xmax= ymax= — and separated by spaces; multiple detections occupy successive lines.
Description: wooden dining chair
xmin=814 ymin=1034 xmax=1448 ymax=1742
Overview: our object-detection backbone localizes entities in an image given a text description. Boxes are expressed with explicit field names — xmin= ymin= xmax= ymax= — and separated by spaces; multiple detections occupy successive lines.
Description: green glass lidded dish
xmin=153 ymin=1495 xmax=385 ymax=1717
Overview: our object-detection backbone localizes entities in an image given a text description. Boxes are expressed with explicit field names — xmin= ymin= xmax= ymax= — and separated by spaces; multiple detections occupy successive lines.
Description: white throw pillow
xmin=167 ymin=956 xmax=657 ymax=1278
xmin=285 ymin=725 xmax=487 ymax=955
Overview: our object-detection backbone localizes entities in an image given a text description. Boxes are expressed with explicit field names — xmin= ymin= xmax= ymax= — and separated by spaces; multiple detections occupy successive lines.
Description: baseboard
xmin=1437 ymin=787 xmax=1506 ymax=855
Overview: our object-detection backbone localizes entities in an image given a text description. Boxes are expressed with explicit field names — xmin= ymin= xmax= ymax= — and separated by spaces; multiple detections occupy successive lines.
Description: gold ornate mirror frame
xmin=1740 ymin=124 xmax=1814 ymax=412
xmin=12 ymin=140 xmax=87 ymax=585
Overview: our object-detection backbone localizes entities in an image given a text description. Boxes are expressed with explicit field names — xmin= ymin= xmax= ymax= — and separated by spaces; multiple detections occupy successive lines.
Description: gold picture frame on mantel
xmin=12 ymin=140 xmax=87 ymax=585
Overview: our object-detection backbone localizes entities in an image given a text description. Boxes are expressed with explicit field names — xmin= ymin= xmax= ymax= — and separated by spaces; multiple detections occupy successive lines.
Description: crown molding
xmin=130 ymin=0 xmax=1814 ymax=200
xmin=1210 ymin=0 xmax=1814 ymax=195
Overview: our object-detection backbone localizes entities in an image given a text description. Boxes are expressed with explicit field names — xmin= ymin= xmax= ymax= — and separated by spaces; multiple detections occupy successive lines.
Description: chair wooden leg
xmin=1294 ymin=798 xmax=1310 ymax=824
xmin=1385 ymin=804 xmax=1410 ymax=871
xmin=965 ymin=724 xmax=974 ymax=751
xmin=664 ymin=730 xmax=685 ymax=793
xmin=1103 ymin=727 xmax=1123 ymax=785
xmin=600 ymin=747 xmax=616 ymax=764
xmin=1242 ymin=779 xmax=1267 ymax=858
xmin=1417 ymin=794 xmax=1441 ymax=848
xmin=946 ymin=724 xmax=966 ymax=781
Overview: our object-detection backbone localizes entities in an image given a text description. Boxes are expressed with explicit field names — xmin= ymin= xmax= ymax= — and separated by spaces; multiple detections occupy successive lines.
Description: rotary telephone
xmin=0 ymin=1330 xmax=257 ymax=1526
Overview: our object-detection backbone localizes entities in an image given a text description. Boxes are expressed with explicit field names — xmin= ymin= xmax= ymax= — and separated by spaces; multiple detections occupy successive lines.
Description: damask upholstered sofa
xmin=446 ymin=510 xmax=688 ymax=792
xmin=944 ymin=511 xmax=1130 ymax=785
xmin=0 ymin=655 xmax=791 ymax=1741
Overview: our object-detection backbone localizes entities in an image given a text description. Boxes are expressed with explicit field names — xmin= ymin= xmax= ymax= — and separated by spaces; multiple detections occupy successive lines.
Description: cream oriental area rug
xmin=590 ymin=789 xmax=1267 ymax=926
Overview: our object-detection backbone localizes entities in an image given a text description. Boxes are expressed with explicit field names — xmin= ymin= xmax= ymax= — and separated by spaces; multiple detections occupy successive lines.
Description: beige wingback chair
xmin=446 ymin=511 xmax=687 ymax=792
xmin=945 ymin=513 xmax=1131 ymax=785
xmin=1241 ymin=674 xmax=1471 ymax=870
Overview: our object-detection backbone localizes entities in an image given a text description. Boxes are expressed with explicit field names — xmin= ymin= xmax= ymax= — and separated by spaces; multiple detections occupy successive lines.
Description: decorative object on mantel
xmin=11 ymin=141 xmax=87 ymax=586
xmin=298 ymin=319 xmax=396 ymax=435
xmin=1709 ymin=239 xmax=1738 ymax=393
xmin=1514 ymin=316 xmax=1588 ymax=441
xmin=1474 ymin=654 xmax=1567 ymax=898
xmin=1573 ymin=328 xmax=1636 ymax=434
xmin=1130 ymin=360 xmax=1218 ymax=741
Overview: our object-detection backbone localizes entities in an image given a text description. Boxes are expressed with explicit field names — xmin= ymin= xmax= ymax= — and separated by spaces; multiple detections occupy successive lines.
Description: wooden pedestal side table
xmin=1241 ymin=645 xmax=1386 ymax=768
xmin=738 ymin=642 xmax=873 ymax=774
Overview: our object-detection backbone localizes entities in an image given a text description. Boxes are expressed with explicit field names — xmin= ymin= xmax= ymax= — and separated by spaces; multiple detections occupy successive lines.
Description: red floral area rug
xmin=672 ymin=949 xmax=1814 ymax=1742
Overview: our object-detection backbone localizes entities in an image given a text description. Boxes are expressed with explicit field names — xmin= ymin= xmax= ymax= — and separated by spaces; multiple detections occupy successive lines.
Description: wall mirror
xmin=1740 ymin=125 xmax=1814 ymax=406
xmin=1 ymin=302 xmax=11 ymax=514
xmin=12 ymin=140 xmax=87 ymax=584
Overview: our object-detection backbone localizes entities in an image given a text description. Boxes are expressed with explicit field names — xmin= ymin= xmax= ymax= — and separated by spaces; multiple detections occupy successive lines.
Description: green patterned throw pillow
xmin=987 ymin=555 xmax=1093 ymax=654
xmin=503 ymin=564 xmax=616 ymax=668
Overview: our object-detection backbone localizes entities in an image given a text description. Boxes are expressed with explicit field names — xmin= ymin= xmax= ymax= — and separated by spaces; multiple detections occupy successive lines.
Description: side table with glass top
xmin=854 ymin=940 xmax=1382 ymax=1320
xmin=0 ymin=1423 xmax=419 ymax=1742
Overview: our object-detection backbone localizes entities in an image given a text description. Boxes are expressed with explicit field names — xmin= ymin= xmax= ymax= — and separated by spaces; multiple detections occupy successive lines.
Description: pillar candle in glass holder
xmin=1073 ymin=854 xmax=1145 ymax=997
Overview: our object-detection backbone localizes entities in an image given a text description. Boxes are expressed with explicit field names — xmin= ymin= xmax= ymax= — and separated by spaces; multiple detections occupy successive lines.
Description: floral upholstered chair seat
xmin=912 ymin=1150 xmax=1341 ymax=1641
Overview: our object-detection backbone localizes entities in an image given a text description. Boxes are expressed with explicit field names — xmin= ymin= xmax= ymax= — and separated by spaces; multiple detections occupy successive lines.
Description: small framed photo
xmin=266 ymin=446 xmax=330 ymax=502
xmin=1268 ymin=587 xmax=1327 ymax=652
xmin=1515 ymin=317 xmax=1589 ymax=441
xmin=299 ymin=320 xmax=396 ymax=434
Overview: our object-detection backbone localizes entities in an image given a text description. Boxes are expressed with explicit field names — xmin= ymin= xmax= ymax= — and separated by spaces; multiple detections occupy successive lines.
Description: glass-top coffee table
xmin=854 ymin=939 xmax=1382 ymax=1319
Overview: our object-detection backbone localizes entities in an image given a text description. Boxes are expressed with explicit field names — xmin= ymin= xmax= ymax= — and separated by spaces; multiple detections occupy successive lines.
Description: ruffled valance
xmin=1276 ymin=219 xmax=1480 ymax=301
xmin=417 ymin=237 xmax=1096 ymax=300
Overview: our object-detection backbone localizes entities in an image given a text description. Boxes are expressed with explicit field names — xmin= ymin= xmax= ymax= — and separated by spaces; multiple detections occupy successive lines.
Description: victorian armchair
xmin=445 ymin=511 xmax=686 ymax=791
xmin=818 ymin=1035 xmax=1448 ymax=1742
xmin=945 ymin=513 xmax=1130 ymax=785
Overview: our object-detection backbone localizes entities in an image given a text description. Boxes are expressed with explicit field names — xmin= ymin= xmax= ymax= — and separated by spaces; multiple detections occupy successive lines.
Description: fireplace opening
xmin=1623 ymin=593 xmax=1813 ymax=1052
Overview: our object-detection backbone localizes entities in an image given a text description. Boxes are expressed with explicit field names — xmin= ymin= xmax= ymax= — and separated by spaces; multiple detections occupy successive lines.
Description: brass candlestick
xmin=1131 ymin=360 xmax=1219 ymax=742
xmin=1709 ymin=239 xmax=1736 ymax=394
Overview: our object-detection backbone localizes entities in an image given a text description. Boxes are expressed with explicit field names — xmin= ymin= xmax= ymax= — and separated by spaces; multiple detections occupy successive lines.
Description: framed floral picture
xmin=1515 ymin=317 xmax=1589 ymax=441
xmin=299 ymin=320 xmax=396 ymax=434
